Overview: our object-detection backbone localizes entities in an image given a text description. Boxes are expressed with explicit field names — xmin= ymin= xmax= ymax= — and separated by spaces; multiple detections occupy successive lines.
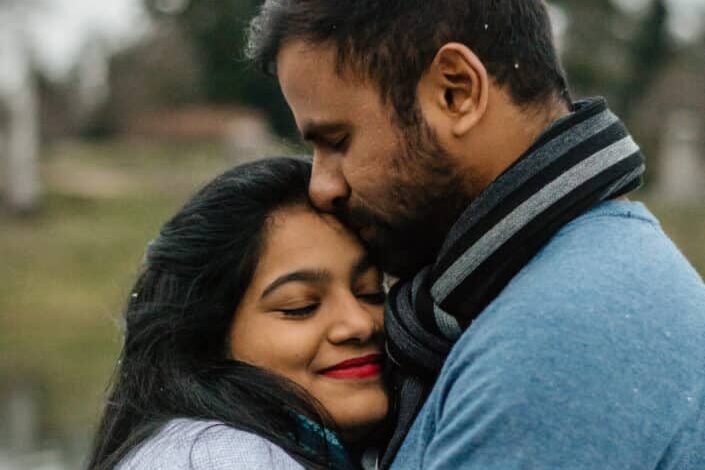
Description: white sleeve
xmin=189 ymin=423 xmax=304 ymax=470
xmin=118 ymin=419 xmax=304 ymax=470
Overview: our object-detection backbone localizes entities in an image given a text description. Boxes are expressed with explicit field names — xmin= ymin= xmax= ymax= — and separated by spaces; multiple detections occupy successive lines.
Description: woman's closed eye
xmin=357 ymin=292 xmax=385 ymax=305
xmin=276 ymin=292 xmax=383 ymax=316
xmin=278 ymin=303 xmax=319 ymax=317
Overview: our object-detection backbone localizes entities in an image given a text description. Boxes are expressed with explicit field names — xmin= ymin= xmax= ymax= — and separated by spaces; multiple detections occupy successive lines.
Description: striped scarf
xmin=380 ymin=98 xmax=645 ymax=467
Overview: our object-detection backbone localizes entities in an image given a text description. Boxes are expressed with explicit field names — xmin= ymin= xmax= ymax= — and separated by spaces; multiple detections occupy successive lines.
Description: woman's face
xmin=230 ymin=206 xmax=388 ymax=440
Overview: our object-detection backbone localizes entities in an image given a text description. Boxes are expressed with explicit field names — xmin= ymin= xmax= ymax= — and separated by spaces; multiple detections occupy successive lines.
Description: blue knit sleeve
xmin=390 ymin=202 xmax=705 ymax=469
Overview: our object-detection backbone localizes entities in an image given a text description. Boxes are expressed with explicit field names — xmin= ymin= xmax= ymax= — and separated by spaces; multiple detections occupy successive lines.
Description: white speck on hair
xmin=484 ymin=23 xmax=489 ymax=30
xmin=514 ymin=62 xmax=520 ymax=69
xmin=131 ymin=292 xmax=139 ymax=298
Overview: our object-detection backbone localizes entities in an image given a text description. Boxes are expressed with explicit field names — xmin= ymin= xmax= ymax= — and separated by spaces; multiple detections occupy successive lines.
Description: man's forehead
xmin=277 ymin=39 xmax=377 ymax=94
xmin=278 ymin=44 xmax=344 ymax=107
xmin=277 ymin=39 xmax=338 ymax=78
xmin=276 ymin=39 xmax=392 ymax=135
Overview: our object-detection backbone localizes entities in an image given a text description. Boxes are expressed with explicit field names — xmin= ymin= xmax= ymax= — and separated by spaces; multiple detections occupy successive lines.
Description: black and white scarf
xmin=380 ymin=98 xmax=645 ymax=467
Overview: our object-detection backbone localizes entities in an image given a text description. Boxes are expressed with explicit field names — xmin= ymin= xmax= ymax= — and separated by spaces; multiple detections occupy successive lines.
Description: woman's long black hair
xmin=87 ymin=157 xmax=337 ymax=469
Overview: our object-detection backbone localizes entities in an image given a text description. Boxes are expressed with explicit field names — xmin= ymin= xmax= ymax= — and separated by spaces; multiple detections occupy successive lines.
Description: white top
xmin=117 ymin=418 xmax=304 ymax=470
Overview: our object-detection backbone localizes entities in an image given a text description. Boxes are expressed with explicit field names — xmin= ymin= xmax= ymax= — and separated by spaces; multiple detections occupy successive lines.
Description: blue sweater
xmin=391 ymin=201 xmax=705 ymax=469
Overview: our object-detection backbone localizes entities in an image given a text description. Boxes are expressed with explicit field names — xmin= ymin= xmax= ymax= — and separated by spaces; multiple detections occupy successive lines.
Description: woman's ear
xmin=419 ymin=43 xmax=489 ymax=138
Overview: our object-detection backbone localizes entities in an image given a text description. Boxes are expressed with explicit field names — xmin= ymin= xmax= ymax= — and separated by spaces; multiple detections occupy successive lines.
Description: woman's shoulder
xmin=117 ymin=418 xmax=304 ymax=470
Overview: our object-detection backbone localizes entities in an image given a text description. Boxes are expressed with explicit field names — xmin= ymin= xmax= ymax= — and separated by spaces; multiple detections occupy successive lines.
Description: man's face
xmin=277 ymin=41 xmax=467 ymax=278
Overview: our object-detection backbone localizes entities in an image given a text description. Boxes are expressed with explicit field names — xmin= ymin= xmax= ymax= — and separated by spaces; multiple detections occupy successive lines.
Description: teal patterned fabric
xmin=293 ymin=414 xmax=357 ymax=470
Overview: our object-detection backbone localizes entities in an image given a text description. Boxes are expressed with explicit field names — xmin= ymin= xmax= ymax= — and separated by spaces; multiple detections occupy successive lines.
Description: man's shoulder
xmin=500 ymin=199 xmax=703 ymax=306
xmin=526 ymin=199 xmax=664 ymax=276
xmin=441 ymin=199 xmax=705 ymax=396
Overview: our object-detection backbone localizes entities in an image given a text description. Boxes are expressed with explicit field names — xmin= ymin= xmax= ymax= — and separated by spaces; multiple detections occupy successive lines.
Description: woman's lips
xmin=319 ymin=354 xmax=383 ymax=379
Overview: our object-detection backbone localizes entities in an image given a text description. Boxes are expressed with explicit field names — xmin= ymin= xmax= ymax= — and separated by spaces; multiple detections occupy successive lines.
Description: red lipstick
xmin=320 ymin=354 xmax=383 ymax=379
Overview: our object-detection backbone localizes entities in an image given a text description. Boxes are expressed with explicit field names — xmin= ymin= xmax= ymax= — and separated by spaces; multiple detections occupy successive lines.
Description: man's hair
xmin=247 ymin=0 xmax=571 ymax=126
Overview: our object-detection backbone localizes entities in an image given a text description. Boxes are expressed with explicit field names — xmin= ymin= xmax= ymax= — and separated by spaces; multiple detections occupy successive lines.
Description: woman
xmin=87 ymin=157 xmax=389 ymax=469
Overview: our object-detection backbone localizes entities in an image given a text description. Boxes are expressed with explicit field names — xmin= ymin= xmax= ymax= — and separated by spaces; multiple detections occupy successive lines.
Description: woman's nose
xmin=327 ymin=294 xmax=381 ymax=345
xmin=309 ymin=155 xmax=350 ymax=212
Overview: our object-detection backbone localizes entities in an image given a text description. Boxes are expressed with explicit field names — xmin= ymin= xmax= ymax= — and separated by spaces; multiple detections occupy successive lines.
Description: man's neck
xmin=459 ymin=92 xmax=571 ymax=200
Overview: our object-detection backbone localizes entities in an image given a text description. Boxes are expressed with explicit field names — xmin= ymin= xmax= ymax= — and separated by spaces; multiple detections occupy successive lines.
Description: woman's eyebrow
xmin=350 ymin=255 xmax=374 ymax=282
xmin=260 ymin=270 xmax=331 ymax=299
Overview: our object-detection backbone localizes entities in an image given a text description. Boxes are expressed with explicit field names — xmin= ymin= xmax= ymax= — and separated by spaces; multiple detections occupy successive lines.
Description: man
xmin=247 ymin=1 xmax=705 ymax=468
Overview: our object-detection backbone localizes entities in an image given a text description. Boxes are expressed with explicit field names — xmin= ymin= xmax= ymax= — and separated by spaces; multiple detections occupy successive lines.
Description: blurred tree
xmin=550 ymin=0 xmax=672 ymax=120
xmin=99 ymin=18 xmax=204 ymax=136
xmin=0 ymin=0 xmax=41 ymax=213
xmin=549 ymin=0 xmax=633 ymax=111
xmin=144 ymin=0 xmax=295 ymax=136
xmin=620 ymin=0 xmax=671 ymax=118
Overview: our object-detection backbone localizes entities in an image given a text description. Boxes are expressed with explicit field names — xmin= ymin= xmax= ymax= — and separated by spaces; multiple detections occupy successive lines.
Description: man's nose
xmin=309 ymin=155 xmax=350 ymax=212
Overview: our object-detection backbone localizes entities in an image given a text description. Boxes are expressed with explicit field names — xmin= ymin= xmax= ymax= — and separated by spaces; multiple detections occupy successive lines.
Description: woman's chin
xmin=325 ymin=389 xmax=389 ymax=444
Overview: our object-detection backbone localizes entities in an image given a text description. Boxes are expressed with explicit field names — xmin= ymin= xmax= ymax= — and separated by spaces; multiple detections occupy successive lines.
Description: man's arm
xmin=413 ymin=300 xmax=678 ymax=469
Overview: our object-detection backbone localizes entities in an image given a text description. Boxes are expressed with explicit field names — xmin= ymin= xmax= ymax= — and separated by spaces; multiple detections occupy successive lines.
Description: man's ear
xmin=421 ymin=43 xmax=489 ymax=137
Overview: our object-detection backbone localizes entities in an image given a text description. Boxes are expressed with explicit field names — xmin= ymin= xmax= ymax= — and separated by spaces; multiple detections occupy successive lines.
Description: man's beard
xmin=336 ymin=119 xmax=469 ymax=279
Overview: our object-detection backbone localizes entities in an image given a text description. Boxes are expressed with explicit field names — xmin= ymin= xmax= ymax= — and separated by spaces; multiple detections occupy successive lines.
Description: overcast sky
xmin=28 ymin=0 xmax=148 ymax=78
xmin=20 ymin=0 xmax=705 ymax=79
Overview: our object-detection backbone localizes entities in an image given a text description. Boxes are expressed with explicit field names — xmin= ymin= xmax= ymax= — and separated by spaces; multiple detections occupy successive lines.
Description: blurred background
xmin=0 ymin=0 xmax=703 ymax=468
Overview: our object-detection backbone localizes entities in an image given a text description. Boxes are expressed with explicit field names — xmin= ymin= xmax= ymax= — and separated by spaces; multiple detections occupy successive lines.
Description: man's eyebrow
xmin=301 ymin=121 xmax=349 ymax=142
xmin=260 ymin=269 xmax=331 ymax=299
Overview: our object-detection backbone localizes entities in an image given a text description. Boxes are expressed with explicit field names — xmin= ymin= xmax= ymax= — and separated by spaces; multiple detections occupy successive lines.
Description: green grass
xmin=0 ymin=141 xmax=235 ymax=442
xmin=0 ymin=141 xmax=703 ymax=447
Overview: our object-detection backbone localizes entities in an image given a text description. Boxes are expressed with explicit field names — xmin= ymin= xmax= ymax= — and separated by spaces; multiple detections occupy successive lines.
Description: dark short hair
xmin=247 ymin=0 xmax=570 ymax=125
